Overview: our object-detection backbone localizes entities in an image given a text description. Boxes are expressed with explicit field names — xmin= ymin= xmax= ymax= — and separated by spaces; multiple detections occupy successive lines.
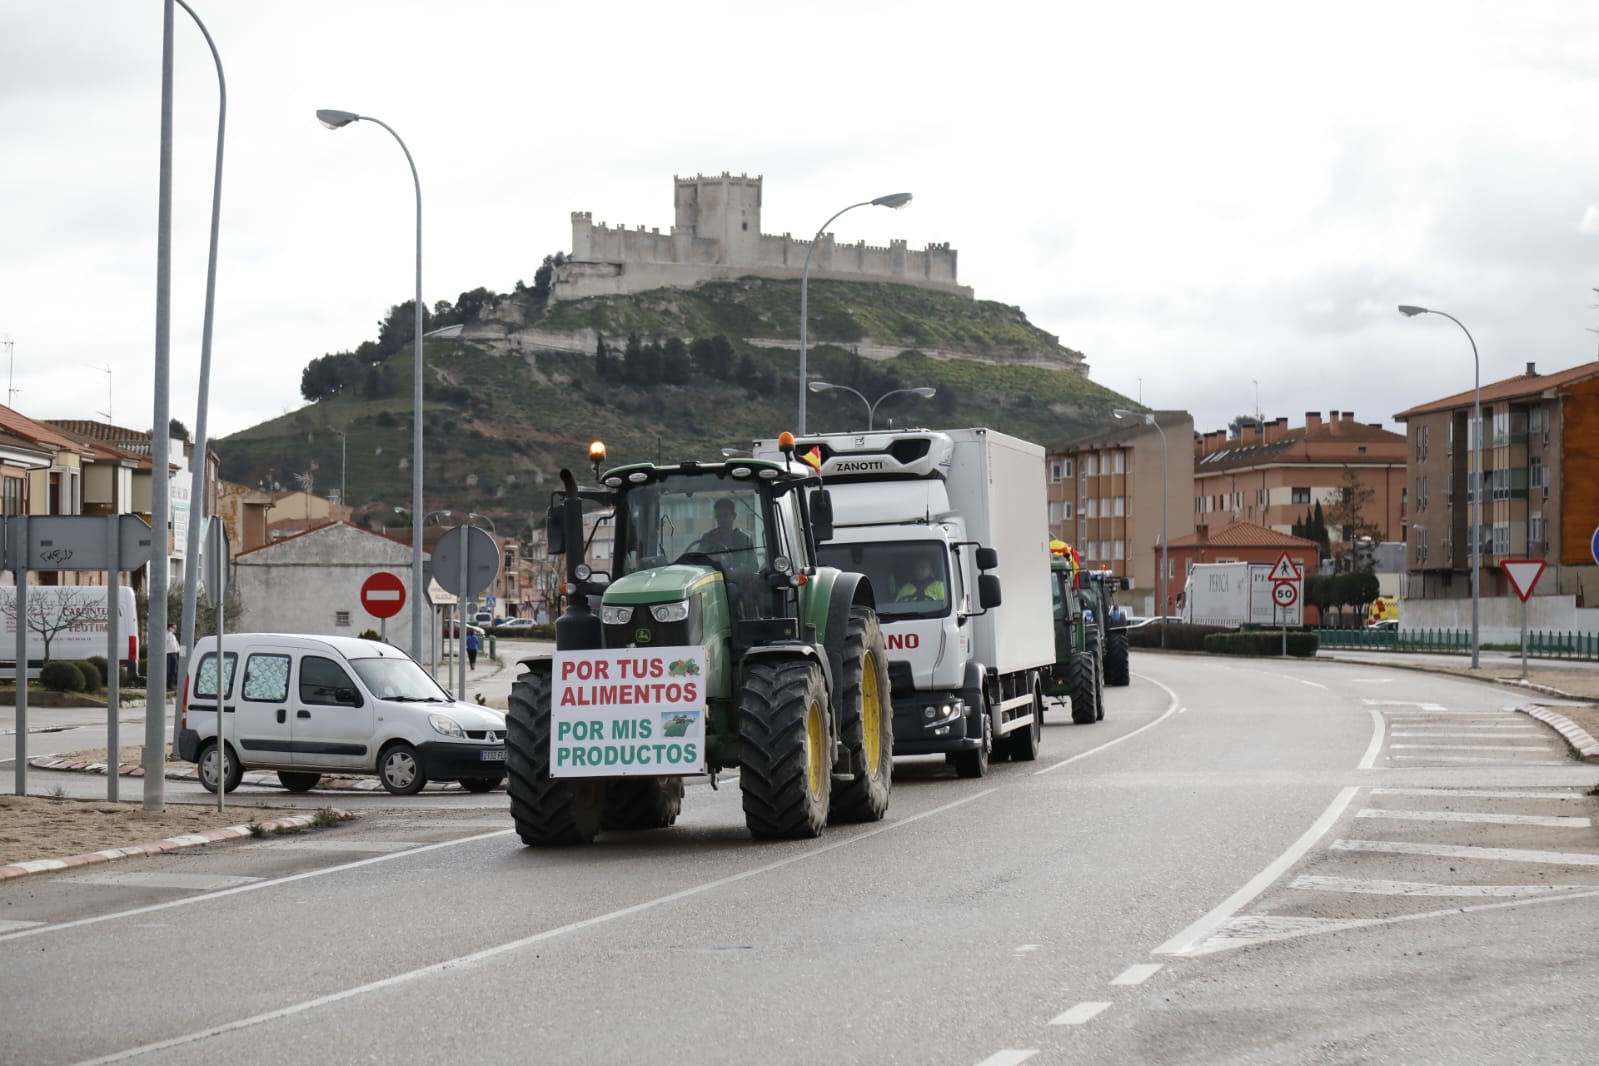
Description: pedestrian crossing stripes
xmin=1290 ymin=875 xmax=1593 ymax=897
xmin=1333 ymin=839 xmax=1599 ymax=865
xmin=1355 ymin=808 xmax=1590 ymax=828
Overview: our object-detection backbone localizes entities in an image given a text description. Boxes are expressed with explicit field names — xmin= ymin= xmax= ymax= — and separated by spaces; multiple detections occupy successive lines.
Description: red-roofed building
xmin=1394 ymin=358 xmax=1599 ymax=621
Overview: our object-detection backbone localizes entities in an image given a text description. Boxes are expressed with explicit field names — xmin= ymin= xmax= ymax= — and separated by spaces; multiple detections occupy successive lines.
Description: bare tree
xmin=1324 ymin=466 xmax=1382 ymax=566
xmin=1 ymin=587 xmax=102 ymax=664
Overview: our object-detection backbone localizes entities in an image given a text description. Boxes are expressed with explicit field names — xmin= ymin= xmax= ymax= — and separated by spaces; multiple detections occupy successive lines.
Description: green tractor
xmin=1082 ymin=570 xmax=1131 ymax=688
xmin=1043 ymin=555 xmax=1103 ymax=725
xmin=506 ymin=437 xmax=893 ymax=845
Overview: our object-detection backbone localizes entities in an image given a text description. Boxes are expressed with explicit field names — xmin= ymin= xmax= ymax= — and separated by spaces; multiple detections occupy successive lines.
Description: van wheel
xmin=277 ymin=771 xmax=321 ymax=792
xmin=377 ymin=743 xmax=428 ymax=796
xmin=458 ymin=776 xmax=503 ymax=793
xmin=198 ymin=742 xmax=242 ymax=794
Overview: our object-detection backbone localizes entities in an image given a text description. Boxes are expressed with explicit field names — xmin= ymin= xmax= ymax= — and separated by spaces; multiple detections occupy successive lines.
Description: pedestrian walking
xmin=164 ymin=624 xmax=181 ymax=692
xmin=465 ymin=629 xmax=480 ymax=670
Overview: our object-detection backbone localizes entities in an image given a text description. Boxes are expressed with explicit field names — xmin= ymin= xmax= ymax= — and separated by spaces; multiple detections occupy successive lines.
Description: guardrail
xmin=1316 ymin=627 xmax=1599 ymax=661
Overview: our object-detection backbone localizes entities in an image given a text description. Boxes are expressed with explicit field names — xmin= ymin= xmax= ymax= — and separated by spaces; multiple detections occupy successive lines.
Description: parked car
xmin=1127 ymin=615 xmax=1184 ymax=629
xmin=177 ymin=633 xmax=507 ymax=796
xmin=472 ymin=611 xmax=495 ymax=626
xmin=443 ymin=621 xmax=486 ymax=639
xmin=497 ymin=618 xmax=538 ymax=632
xmin=1367 ymin=619 xmax=1399 ymax=632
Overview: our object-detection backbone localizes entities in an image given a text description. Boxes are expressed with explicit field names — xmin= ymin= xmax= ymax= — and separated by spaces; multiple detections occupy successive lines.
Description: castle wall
xmin=555 ymin=173 xmax=970 ymax=303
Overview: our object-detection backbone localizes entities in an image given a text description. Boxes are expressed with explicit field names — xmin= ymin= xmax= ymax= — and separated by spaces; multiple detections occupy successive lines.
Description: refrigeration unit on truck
xmin=753 ymin=427 xmax=1054 ymax=778
xmin=1 ymin=584 xmax=139 ymax=678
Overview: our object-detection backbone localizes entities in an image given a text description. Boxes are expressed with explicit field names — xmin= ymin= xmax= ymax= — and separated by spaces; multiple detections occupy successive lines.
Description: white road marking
xmin=1356 ymin=808 xmax=1590 ymax=828
xmin=1035 ymin=672 xmax=1179 ymax=775
xmin=1333 ymin=839 xmax=1599 ymax=865
xmin=1250 ymin=670 xmax=1327 ymax=689
xmin=58 ymin=789 xmax=1001 ymax=1065
xmin=1290 ymin=875 xmax=1595 ymax=897
xmin=1014 ymin=944 xmax=1041 ymax=954
xmin=1110 ymin=963 xmax=1163 ymax=985
xmin=1349 ymin=678 xmax=1393 ymax=684
xmin=974 ymin=1052 xmax=1037 ymax=1066
xmin=1389 ymin=730 xmax=1544 ymax=737
xmin=1188 ymin=888 xmax=1599 ymax=955
xmin=62 ymin=872 xmax=264 ymax=891
xmin=1050 ymin=1002 xmax=1112 ymax=1025
xmin=1389 ymin=743 xmax=1548 ymax=751
xmin=0 ymin=919 xmax=44 ymax=933
xmin=1358 ymin=707 xmax=1385 ymax=770
xmin=1388 ymin=755 xmax=1568 ymax=765
xmin=401 ymin=820 xmax=512 ymax=828
xmin=1372 ymin=787 xmax=1586 ymax=800
xmin=1153 ymin=786 xmax=1360 ymax=956
xmin=261 ymin=840 xmax=424 ymax=852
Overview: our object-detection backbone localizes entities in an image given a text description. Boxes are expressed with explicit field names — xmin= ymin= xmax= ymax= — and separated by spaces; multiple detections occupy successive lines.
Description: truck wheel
xmin=1104 ymin=631 xmax=1131 ymax=687
xmin=506 ymin=671 xmax=606 ymax=845
xmin=952 ymin=695 xmax=992 ymax=778
xmin=829 ymin=606 xmax=893 ymax=824
xmin=277 ymin=771 xmax=321 ymax=793
xmin=739 ymin=660 xmax=831 ymax=839
xmin=1002 ymin=677 xmax=1043 ymax=762
xmin=602 ymin=777 xmax=684 ymax=830
xmin=197 ymin=741 xmax=242 ymax=794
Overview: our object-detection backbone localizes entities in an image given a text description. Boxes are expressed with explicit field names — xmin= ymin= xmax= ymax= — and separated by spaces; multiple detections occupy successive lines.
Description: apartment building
xmin=1192 ymin=411 xmax=1406 ymax=554
xmin=1046 ymin=411 xmax=1195 ymax=617
xmin=1395 ymin=359 xmax=1599 ymax=609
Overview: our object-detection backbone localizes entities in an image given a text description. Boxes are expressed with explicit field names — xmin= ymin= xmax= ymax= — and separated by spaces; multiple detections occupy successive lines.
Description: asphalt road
xmin=2 ymin=653 xmax=1596 ymax=1065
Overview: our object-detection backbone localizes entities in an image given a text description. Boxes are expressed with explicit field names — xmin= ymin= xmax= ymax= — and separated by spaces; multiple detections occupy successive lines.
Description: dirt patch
xmin=0 ymin=794 xmax=316 ymax=867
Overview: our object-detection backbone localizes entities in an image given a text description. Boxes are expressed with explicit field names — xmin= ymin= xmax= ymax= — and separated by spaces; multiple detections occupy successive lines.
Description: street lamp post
xmin=317 ymin=108 xmax=426 ymax=661
xmin=1399 ymin=305 xmax=1480 ymax=669
xmin=807 ymin=381 xmax=936 ymax=429
xmin=1113 ymin=409 xmax=1168 ymax=650
xmin=797 ymin=192 xmax=913 ymax=433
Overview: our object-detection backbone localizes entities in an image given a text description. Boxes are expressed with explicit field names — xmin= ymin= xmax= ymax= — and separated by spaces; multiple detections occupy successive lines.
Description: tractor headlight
xmin=602 ymin=605 xmax=634 ymax=625
xmin=650 ymin=601 xmax=690 ymax=623
xmin=574 ymin=563 xmax=593 ymax=580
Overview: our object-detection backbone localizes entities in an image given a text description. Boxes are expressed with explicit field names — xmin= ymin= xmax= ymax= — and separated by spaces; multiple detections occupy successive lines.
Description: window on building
xmin=335 ymin=610 xmax=352 ymax=627
xmin=1 ymin=476 xmax=21 ymax=516
xmin=1113 ymin=496 xmax=1125 ymax=517
xmin=1063 ymin=501 xmax=1074 ymax=520
xmin=1113 ymin=450 xmax=1126 ymax=474
xmin=1086 ymin=498 xmax=1099 ymax=518
xmin=1416 ymin=476 xmax=1427 ymax=512
xmin=1529 ymin=513 xmax=1545 ymax=550
xmin=1085 ymin=454 xmax=1099 ymax=476
xmin=1112 ymin=539 xmax=1125 ymax=560
xmin=1291 ymin=487 xmax=1311 ymax=504
xmin=1050 ymin=461 xmax=1064 ymax=483
xmin=1100 ymin=496 xmax=1111 ymax=516
xmin=1417 ymin=425 xmax=1429 ymax=460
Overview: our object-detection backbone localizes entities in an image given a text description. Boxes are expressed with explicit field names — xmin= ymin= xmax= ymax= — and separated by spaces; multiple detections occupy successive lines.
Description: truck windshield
xmin=349 ymin=657 xmax=452 ymax=702
xmin=618 ymin=474 xmax=766 ymax=574
xmin=817 ymin=542 xmax=950 ymax=621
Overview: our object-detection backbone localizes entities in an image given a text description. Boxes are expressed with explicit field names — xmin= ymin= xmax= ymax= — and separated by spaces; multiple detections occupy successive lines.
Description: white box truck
xmin=1181 ymin=562 xmax=1304 ymax=627
xmin=1 ymin=584 xmax=140 ymax=677
xmin=754 ymin=428 xmax=1054 ymax=777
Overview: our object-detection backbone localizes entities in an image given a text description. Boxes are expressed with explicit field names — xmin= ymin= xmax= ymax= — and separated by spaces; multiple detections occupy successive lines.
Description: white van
xmin=176 ymin=633 xmax=507 ymax=795
xmin=0 ymin=584 xmax=139 ymax=678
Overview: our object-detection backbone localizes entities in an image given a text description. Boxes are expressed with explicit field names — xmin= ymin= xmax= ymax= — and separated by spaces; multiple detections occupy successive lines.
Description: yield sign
xmin=1267 ymin=551 xmax=1299 ymax=583
xmin=1501 ymin=559 xmax=1547 ymax=603
xmin=361 ymin=571 xmax=407 ymax=619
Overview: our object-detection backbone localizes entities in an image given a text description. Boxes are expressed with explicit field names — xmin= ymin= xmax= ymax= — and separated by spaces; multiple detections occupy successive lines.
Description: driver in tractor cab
xmin=695 ymin=497 xmax=754 ymax=555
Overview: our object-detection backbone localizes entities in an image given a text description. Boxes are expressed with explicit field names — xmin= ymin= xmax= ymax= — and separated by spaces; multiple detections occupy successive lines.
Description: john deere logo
xmin=635 ymin=628 xmax=652 ymax=643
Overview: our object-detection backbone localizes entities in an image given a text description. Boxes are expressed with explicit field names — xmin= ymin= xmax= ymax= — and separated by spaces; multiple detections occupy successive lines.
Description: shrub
xmin=40 ymin=661 xmax=87 ymax=693
xmin=1127 ymin=622 xmax=1231 ymax=652
xmin=70 ymin=659 xmax=103 ymax=690
xmin=87 ymin=656 xmax=110 ymax=688
xmin=1203 ymin=631 xmax=1320 ymax=658
xmin=358 ymin=629 xmax=381 ymax=641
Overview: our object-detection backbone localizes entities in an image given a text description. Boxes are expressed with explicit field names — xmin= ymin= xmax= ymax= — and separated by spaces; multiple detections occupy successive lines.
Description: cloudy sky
xmin=4 ymin=1 xmax=1598 ymax=445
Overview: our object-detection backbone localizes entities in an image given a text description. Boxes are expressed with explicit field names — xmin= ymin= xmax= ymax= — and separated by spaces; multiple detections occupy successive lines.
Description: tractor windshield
xmin=617 ymin=473 xmax=767 ymax=576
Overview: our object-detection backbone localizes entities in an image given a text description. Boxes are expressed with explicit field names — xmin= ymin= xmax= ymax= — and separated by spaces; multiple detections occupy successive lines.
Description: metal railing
xmin=1316 ymin=627 xmax=1599 ymax=661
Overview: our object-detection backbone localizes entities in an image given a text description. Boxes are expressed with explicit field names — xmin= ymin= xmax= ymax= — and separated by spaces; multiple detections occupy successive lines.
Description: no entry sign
xmin=360 ymin=571 xmax=407 ymax=619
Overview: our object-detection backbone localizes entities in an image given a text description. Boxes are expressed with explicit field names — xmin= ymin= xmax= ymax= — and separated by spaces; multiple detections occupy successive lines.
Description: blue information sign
xmin=1591 ymin=525 xmax=1599 ymax=567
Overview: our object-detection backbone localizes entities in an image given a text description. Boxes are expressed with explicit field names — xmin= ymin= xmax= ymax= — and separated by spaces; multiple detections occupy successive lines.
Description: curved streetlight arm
xmin=810 ymin=381 xmax=869 ymax=425
xmin=173 ymin=0 xmax=227 ymax=762
xmin=868 ymin=387 xmax=936 ymax=429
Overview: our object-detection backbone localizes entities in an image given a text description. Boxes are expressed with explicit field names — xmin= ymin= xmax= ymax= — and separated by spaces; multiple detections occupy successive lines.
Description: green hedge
xmin=71 ymin=659 xmax=104 ymax=690
xmin=40 ymin=661 xmax=87 ymax=693
xmin=1127 ymin=622 xmax=1232 ymax=652
xmin=1203 ymin=631 xmax=1320 ymax=658
xmin=86 ymin=656 xmax=109 ymax=689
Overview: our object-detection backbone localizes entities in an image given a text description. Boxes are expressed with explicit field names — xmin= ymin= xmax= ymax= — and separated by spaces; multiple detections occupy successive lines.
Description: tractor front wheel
xmin=506 ymin=671 xmax=607 ymax=845
xmin=603 ymin=777 xmax=685 ymax=831
xmin=739 ymin=660 xmax=831 ymax=839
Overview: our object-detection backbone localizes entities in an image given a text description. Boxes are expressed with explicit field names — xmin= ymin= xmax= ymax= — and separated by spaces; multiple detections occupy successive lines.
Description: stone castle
xmin=552 ymin=172 xmax=972 ymax=303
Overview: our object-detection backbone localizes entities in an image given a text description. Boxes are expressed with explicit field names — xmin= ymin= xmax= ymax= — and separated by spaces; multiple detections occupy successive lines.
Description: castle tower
xmin=674 ymin=172 xmax=762 ymax=265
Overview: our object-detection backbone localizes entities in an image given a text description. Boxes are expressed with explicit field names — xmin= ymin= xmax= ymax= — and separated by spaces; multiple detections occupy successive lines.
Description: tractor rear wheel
xmin=739 ymin=660 xmax=831 ymax=839
xmin=602 ymin=777 xmax=685 ymax=831
xmin=1104 ymin=630 xmax=1130 ymax=687
xmin=829 ymin=606 xmax=893 ymax=824
xmin=506 ymin=671 xmax=606 ymax=846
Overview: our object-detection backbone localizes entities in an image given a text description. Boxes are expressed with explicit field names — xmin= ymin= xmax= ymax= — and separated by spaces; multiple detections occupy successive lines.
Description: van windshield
xmin=349 ymin=657 xmax=452 ymax=702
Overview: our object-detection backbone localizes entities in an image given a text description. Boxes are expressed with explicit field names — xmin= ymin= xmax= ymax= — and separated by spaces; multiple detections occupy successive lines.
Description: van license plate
xmin=480 ymin=750 xmax=506 ymax=762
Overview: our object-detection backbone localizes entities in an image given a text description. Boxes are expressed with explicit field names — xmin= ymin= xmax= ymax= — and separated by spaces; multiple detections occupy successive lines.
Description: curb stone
xmin=1515 ymin=704 xmax=1599 ymax=762
xmin=0 ymin=809 xmax=356 ymax=883
xmin=24 ymin=757 xmax=491 ymax=793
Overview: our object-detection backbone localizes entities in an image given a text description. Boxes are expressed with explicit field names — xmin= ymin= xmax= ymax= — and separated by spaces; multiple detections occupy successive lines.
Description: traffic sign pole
xmin=1521 ymin=597 xmax=1528 ymax=679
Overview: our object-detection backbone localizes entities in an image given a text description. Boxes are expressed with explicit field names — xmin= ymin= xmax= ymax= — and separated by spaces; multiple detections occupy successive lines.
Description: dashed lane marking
xmin=974 ymin=1052 xmax=1037 ymax=1066
xmin=1050 ymin=1002 xmax=1112 ymax=1026
xmin=1333 ymin=839 xmax=1599 ymax=865
xmin=1013 ymin=944 xmax=1041 ymax=954
xmin=1110 ymin=963 xmax=1163 ymax=985
xmin=1371 ymin=787 xmax=1588 ymax=800
xmin=1355 ymin=808 xmax=1590 ymax=828
xmin=1290 ymin=875 xmax=1595 ymax=897
xmin=62 ymin=872 xmax=264 ymax=891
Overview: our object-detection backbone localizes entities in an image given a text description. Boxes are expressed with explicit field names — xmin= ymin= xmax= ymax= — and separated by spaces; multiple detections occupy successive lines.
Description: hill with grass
xmin=216 ymin=275 xmax=1134 ymax=532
